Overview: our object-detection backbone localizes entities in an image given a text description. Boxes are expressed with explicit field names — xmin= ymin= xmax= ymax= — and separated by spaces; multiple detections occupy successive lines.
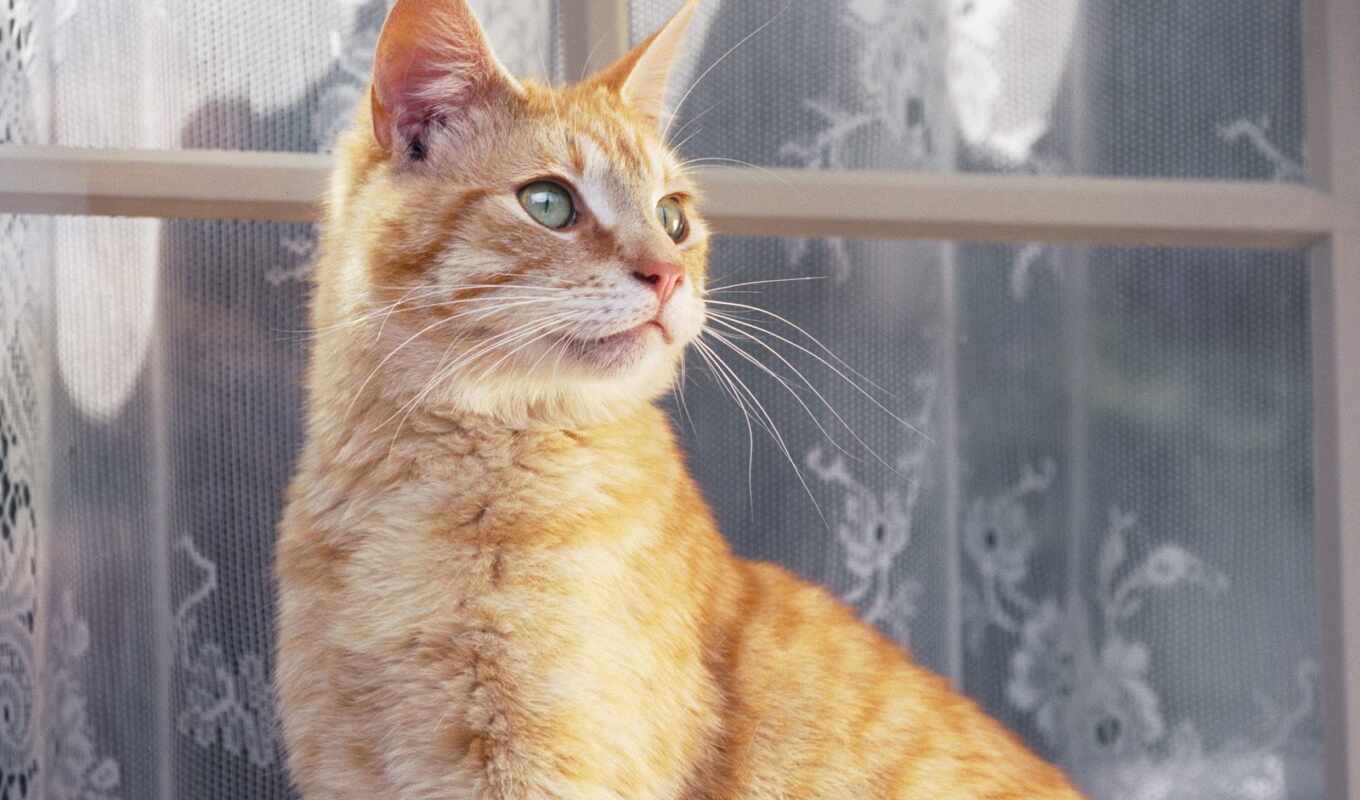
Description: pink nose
xmin=632 ymin=261 xmax=684 ymax=306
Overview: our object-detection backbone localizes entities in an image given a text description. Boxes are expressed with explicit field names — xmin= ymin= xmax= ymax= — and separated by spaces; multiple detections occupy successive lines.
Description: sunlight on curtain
xmin=0 ymin=0 xmax=1321 ymax=798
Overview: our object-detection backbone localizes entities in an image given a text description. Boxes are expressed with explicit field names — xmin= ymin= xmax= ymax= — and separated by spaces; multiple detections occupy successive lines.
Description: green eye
xmin=518 ymin=181 xmax=576 ymax=230
xmin=657 ymin=196 xmax=687 ymax=242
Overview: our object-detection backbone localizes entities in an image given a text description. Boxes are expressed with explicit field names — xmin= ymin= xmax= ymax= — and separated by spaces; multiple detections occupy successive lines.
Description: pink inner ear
xmin=369 ymin=0 xmax=514 ymax=154
xmin=373 ymin=42 xmax=454 ymax=152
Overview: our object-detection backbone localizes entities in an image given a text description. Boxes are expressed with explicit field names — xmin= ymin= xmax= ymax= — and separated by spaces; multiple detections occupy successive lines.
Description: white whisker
xmin=706 ymin=276 xmax=829 ymax=293
xmin=707 ymin=309 xmax=925 ymax=443
xmin=578 ymin=31 xmax=609 ymax=83
xmin=704 ymin=300 xmax=904 ymax=410
xmin=706 ymin=321 xmax=896 ymax=474
xmin=524 ymin=326 xmax=573 ymax=377
xmin=691 ymin=339 xmax=758 ymax=510
xmin=671 ymin=126 xmax=705 ymax=154
xmin=663 ymin=4 xmax=792 ymax=141
xmin=694 ymin=337 xmax=827 ymax=528
xmin=674 ymin=352 xmax=698 ymax=438
xmin=285 ymin=284 xmax=569 ymax=339
xmin=678 ymin=157 xmax=793 ymax=189
xmin=476 ymin=315 xmax=578 ymax=380
xmin=346 ymin=298 xmax=564 ymax=421
xmin=667 ymin=102 xmax=717 ymax=146
xmin=424 ymin=313 xmax=573 ymax=398
xmin=382 ymin=314 xmax=576 ymax=450
xmin=368 ymin=281 xmax=566 ymax=293
xmin=708 ymin=309 xmax=927 ymax=443
xmin=345 ymin=314 xmax=465 ymax=421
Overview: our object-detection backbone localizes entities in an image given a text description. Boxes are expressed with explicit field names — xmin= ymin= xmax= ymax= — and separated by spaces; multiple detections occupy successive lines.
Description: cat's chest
xmin=350 ymin=512 xmax=712 ymax=758
xmin=337 ymin=456 xmax=668 ymax=644
xmin=286 ymin=430 xmax=719 ymax=797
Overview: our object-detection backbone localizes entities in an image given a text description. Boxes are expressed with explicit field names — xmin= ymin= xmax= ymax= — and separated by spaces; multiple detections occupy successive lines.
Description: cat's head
xmin=319 ymin=0 xmax=707 ymax=427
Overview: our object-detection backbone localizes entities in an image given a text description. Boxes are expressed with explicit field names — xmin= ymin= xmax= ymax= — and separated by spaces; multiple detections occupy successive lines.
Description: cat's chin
xmin=431 ymin=336 xmax=682 ymax=429
xmin=564 ymin=322 xmax=667 ymax=374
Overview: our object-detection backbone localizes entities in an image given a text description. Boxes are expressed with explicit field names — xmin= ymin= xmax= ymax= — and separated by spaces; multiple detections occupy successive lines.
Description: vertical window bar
xmin=558 ymin=0 xmax=632 ymax=85
xmin=1305 ymin=0 xmax=1360 ymax=797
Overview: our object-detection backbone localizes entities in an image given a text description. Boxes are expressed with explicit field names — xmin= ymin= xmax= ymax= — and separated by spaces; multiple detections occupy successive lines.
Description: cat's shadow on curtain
xmin=155 ymin=97 xmax=330 ymax=800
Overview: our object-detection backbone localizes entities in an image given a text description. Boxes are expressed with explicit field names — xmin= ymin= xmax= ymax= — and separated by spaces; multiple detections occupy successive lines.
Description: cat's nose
xmin=631 ymin=261 xmax=684 ymax=306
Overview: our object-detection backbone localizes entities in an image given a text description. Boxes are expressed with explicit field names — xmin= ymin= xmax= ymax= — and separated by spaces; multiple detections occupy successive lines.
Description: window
xmin=0 ymin=1 xmax=1355 ymax=798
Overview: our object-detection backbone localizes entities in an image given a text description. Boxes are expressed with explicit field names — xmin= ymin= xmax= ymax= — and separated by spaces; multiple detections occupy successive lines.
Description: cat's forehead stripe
xmin=576 ymin=136 xmax=620 ymax=229
xmin=653 ymin=140 xmax=679 ymax=185
xmin=604 ymin=123 xmax=647 ymax=177
xmin=568 ymin=131 xmax=658 ymax=231
xmin=565 ymin=136 xmax=586 ymax=175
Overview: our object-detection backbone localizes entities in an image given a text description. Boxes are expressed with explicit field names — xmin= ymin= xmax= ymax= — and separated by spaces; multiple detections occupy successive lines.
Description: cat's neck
xmin=305 ymin=349 xmax=667 ymax=462
xmin=295 ymin=351 xmax=685 ymax=545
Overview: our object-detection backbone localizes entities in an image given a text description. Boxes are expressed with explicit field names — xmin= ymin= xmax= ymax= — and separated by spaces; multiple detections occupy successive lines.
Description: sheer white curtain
xmin=639 ymin=2 xmax=1320 ymax=798
xmin=0 ymin=1 xmax=1324 ymax=798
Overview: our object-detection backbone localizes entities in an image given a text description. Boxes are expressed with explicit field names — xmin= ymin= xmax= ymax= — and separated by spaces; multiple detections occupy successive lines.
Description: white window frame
xmin=0 ymin=0 xmax=1356 ymax=794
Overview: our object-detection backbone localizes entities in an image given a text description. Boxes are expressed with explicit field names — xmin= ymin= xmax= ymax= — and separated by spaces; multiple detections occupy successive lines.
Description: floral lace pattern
xmin=0 ymin=3 xmax=39 ymax=796
xmin=963 ymin=467 xmax=1316 ymax=800
xmin=0 ymin=392 xmax=36 ymax=800
xmin=176 ymin=537 xmax=278 ymax=769
xmin=780 ymin=0 xmax=937 ymax=281
xmin=0 ymin=0 xmax=34 ymax=146
xmin=816 ymin=438 xmax=1318 ymax=799
xmin=808 ymin=376 xmax=937 ymax=646
xmin=44 ymin=595 xmax=121 ymax=800
xmin=7 ymin=4 xmax=125 ymax=797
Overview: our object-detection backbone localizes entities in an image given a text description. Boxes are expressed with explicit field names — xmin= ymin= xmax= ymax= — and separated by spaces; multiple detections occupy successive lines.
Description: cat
xmin=274 ymin=0 xmax=1084 ymax=797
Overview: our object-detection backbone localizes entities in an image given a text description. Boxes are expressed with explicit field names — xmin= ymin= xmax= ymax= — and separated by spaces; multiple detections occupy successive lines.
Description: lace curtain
xmin=0 ymin=1 xmax=1323 ymax=798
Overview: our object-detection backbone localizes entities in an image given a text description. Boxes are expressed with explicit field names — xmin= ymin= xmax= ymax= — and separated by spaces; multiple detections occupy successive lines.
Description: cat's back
xmin=696 ymin=560 xmax=1082 ymax=799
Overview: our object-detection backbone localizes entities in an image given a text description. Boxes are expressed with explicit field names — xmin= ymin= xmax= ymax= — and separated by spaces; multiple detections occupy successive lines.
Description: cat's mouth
xmin=579 ymin=320 xmax=669 ymax=346
xmin=623 ymin=320 xmax=672 ymax=344
xmin=565 ymin=321 xmax=669 ymax=370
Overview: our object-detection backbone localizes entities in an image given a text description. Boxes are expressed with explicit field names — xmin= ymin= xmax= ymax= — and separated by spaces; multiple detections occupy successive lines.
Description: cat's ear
xmin=587 ymin=0 xmax=700 ymax=127
xmin=370 ymin=0 xmax=522 ymax=156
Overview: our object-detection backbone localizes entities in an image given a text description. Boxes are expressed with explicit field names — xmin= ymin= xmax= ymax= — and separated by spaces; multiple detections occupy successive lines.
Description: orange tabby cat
xmin=275 ymin=1 xmax=1084 ymax=797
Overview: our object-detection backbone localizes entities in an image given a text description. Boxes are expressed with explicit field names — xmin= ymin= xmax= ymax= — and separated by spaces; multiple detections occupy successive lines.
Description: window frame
xmin=0 ymin=0 xmax=1355 ymax=795
xmin=1304 ymin=2 xmax=1360 ymax=797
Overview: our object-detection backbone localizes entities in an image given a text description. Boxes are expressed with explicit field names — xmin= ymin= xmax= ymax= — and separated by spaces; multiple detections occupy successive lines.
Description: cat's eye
xmin=657 ymin=196 xmax=687 ymax=243
xmin=518 ymin=181 xmax=577 ymax=230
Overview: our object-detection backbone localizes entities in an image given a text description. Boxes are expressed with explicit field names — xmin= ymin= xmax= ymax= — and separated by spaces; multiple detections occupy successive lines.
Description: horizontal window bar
xmin=0 ymin=147 xmax=326 ymax=223
xmin=0 ymin=145 xmax=1349 ymax=249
